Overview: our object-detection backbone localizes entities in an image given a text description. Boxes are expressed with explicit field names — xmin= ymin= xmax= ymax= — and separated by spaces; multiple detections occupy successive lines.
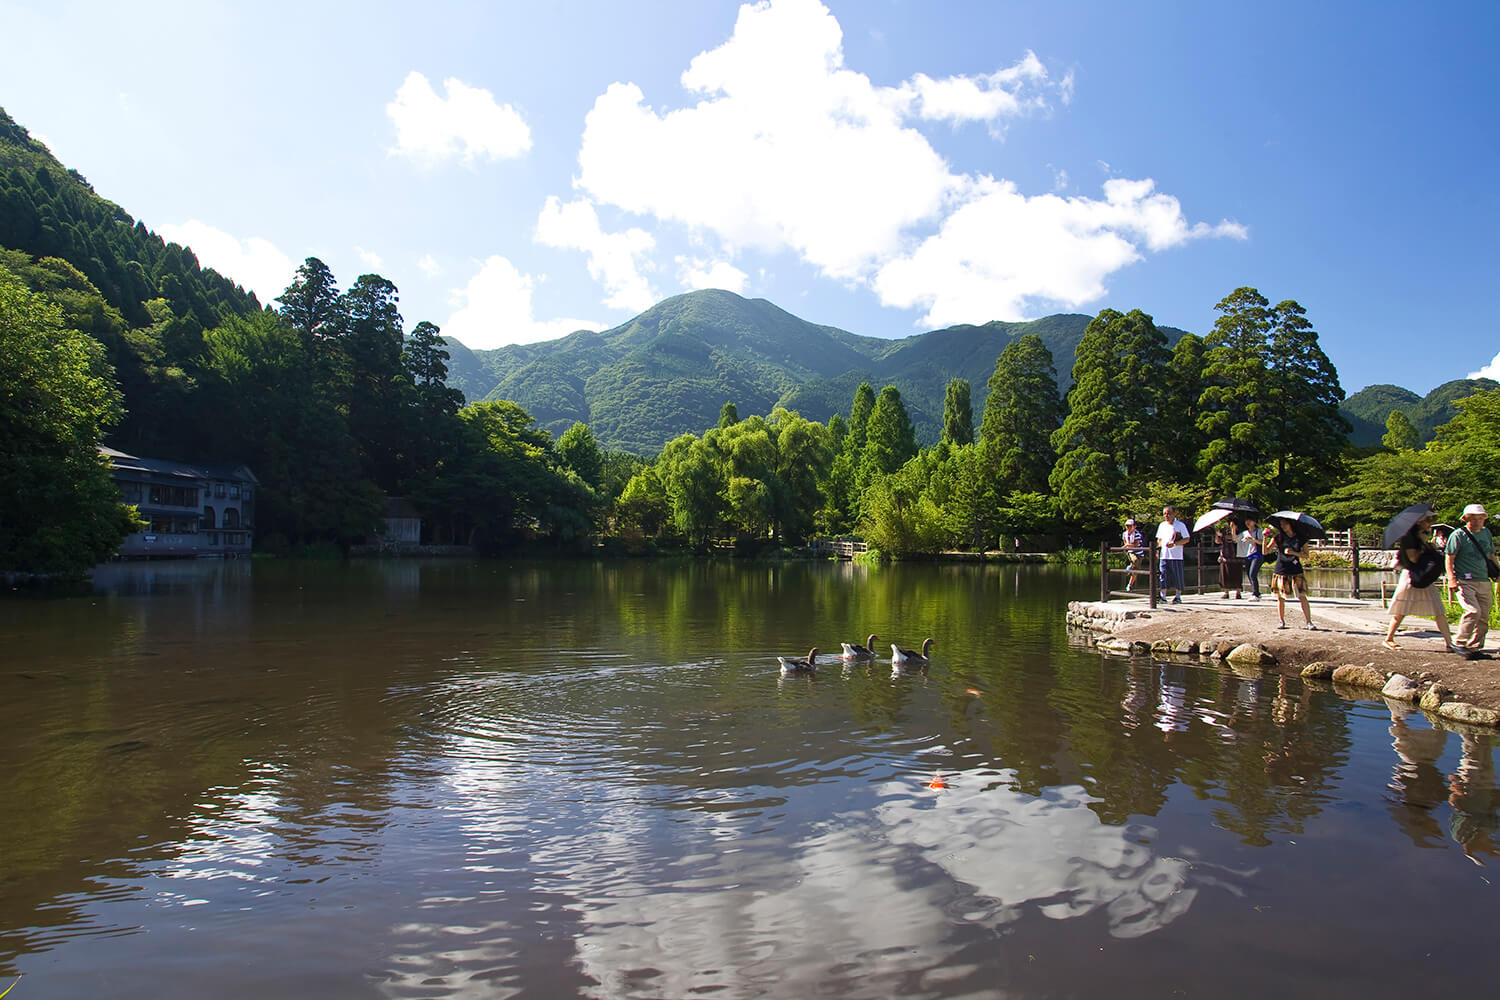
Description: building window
xmin=215 ymin=483 xmax=226 ymax=498
xmin=202 ymin=507 xmax=216 ymax=529
xmin=230 ymin=484 xmax=240 ymax=498
xmin=224 ymin=508 xmax=240 ymax=529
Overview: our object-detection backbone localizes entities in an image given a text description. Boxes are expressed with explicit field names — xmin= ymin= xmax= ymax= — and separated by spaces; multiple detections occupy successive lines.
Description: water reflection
xmin=1 ymin=560 xmax=1498 ymax=997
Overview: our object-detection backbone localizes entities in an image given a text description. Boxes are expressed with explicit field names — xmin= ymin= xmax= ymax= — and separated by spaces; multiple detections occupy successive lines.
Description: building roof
xmin=100 ymin=446 xmax=259 ymax=485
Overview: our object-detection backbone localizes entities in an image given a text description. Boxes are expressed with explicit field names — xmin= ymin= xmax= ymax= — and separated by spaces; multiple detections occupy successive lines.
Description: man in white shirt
xmin=1156 ymin=505 xmax=1189 ymax=604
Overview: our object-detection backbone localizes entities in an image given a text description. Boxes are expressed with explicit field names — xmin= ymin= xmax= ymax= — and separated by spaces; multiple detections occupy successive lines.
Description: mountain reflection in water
xmin=0 ymin=558 xmax=1495 ymax=999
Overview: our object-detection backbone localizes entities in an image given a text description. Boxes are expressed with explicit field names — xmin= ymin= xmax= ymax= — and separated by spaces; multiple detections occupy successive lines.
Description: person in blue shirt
xmin=1445 ymin=503 xmax=1496 ymax=651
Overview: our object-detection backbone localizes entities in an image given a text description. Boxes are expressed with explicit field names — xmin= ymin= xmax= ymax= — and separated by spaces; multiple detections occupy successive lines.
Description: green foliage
xmin=0 ymin=263 xmax=140 ymax=575
xmin=1342 ymin=379 xmax=1499 ymax=447
xmin=858 ymin=385 xmax=918 ymax=493
xmin=1382 ymin=408 xmax=1419 ymax=452
xmin=941 ymin=377 xmax=973 ymax=446
xmin=1050 ymin=308 xmax=1171 ymax=524
xmin=979 ymin=334 xmax=1060 ymax=496
xmin=555 ymin=422 xmax=605 ymax=488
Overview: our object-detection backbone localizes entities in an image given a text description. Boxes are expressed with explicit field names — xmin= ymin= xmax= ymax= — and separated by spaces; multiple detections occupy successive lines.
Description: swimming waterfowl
xmin=778 ymin=648 xmax=819 ymax=675
xmin=890 ymin=638 xmax=934 ymax=666
xmin=840 ymin=634 xmax=879 ymax=660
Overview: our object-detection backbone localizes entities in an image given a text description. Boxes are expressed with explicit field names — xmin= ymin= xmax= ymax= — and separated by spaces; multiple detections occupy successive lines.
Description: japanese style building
xmin=101 ymin=447 xmax=258 ymax=558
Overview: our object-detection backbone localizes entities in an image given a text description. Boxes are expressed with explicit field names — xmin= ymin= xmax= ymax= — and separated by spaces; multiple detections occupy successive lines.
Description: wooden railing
xmin=814 ymin=537 xmax=869 ymax=559
xmin=1099 ymin=537 xmax=1395 ymax=606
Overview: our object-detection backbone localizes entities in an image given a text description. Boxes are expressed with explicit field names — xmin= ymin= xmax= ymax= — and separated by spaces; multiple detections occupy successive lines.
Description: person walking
xmin=1156 ymin=506 xmax=1189 ymax=604
xmin=1384 ymin=515 xmax=1456 ymax=652
xmin=1241 ymin=516 xmax=1264 ymax=600
xmin=1266 ymin=517 xmax=1315 ymax=629
xmin=1446 ymin=503 xmax=1496 ymax=651
xmin=1122 ymin=518 xmax=1146 ymax=592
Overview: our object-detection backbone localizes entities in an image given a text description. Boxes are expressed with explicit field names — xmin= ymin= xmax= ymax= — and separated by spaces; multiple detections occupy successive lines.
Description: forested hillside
xmin=7 ymin=100 xmax=1496 ymax=576
xmin=446 ymin=291 xmax=1190 ymax=452
xmin=1342 ymin=379 xmax=1499 ymax=446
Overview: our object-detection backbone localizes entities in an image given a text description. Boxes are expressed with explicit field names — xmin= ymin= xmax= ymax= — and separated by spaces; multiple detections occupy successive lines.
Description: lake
xmin=0 ymin=558 xmax=1494 ymax=998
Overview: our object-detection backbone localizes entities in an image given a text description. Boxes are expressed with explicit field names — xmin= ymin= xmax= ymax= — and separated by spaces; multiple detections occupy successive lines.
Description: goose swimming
xmin=840 ymin=634 xmax=878 ymax=660
xmin=890 ymin=637 xmax=934 ymax=666
xmin=778 ymin=647 xmax=819 ymax=675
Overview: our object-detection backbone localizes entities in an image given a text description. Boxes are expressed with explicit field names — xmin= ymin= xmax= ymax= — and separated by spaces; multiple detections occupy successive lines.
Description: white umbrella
xmin=1192 ymin=508 xmax=1233 ymax=533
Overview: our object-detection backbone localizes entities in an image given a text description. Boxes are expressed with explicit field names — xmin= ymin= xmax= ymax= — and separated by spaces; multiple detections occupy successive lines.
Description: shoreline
xmin=1068 ymin=594 xmax=1500 ymax=725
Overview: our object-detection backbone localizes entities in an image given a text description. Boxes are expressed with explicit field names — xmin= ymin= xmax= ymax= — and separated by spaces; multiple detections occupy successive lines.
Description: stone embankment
xmin=1068 ymin=598 xmax=1500 ymax=727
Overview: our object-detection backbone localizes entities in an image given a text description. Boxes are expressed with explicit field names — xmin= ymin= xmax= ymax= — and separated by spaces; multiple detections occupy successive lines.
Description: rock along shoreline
xmin=1067 ymin=598 xmax=1500 ymax=727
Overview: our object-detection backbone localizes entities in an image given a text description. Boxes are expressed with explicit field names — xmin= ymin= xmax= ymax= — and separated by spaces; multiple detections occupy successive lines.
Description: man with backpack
xmin=1446 ymin=503 xmax=1496 ymax=651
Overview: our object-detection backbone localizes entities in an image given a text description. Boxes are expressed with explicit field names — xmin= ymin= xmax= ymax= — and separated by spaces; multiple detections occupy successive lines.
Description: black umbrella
xmin=1383 ymin=503 xmax=1438 ymax=549
xmin=1267 ymin=510 xmax=1325 ymax=541
xmin=1211 ymin=497 xmax=1260 ymax=514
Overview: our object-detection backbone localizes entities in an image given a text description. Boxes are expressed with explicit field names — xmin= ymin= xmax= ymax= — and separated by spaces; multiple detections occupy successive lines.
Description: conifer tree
xmin=1197 ymin=288 xmax=1280 ymax=498
xmin=941 ymin=377 xmax=974 ymax=446
xmin=1049 ymin=308 xmax=1170 ymax=522
xmin=980 ymin=334 xmax=1060 ymax=496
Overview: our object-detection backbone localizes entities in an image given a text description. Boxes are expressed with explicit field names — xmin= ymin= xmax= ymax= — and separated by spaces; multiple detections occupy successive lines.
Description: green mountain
xmin=447 ymin=291 xmax=1189 ymax=453
xmin=0 ymin=107 xmax=260 ymax=328
xmin=1342 ymin=379 xmax=1498 ymax=446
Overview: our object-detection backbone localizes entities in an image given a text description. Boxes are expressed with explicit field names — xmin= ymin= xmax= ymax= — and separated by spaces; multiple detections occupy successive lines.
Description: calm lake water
xmin=1 ymin=558 xmax=1494 ymax=999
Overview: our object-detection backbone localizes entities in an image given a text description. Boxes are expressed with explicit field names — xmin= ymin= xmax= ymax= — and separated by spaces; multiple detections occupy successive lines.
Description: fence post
xmin=1149 ymin=539 xmax=1159 ymax=609
xmin=1351 ymin=535 xmax=1361 ymax=599
xmin=1101 ymin=539 xmax=1110 ymax=602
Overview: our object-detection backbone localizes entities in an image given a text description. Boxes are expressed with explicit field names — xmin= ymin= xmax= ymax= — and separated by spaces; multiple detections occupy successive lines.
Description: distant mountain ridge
xmin=446 ymin=290 xmax=1189 ymax=453
xmin=1341 ymin=379 xmax=1498 ymax=446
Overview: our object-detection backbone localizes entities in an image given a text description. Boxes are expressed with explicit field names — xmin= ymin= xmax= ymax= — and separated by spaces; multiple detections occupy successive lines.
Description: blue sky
xmin=2 ymin=0 xmax=1495 ymax=395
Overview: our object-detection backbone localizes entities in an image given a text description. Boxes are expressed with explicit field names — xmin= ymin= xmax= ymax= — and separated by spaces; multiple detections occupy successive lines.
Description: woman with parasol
xmin=1382 ymin=505 xmax=1456 ymax=652
xmin=1266 ymin=511 xmax=1319 ymax=629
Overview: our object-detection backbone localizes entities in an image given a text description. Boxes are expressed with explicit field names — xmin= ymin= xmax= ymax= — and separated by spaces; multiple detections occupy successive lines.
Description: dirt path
xmin=1081 ymin=594 xmax=1500 ymax=713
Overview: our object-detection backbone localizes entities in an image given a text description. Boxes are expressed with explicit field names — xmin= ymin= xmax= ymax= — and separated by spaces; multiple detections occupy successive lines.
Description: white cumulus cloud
xmin=442 ymin=255 xmax=602 ymax=349
xmin=355 ymin=246 xmax=383 ymax=270
xmin=1469 ymin=350 xmax=1500 ymax=382
xmin=678 ymin=257 xmax=748 ymax=293
xmin=535 ymin=197 xmax=658 ymax=312
xmin=156 ymin=220 xmax=294 ymax=305
xmin=562 ymin=0 xmax=1241 ymax=329
xmin=874 ymin=177 xmax=1245 ymax=328
xmin=387 ymin=71 xmax=532 ymax=165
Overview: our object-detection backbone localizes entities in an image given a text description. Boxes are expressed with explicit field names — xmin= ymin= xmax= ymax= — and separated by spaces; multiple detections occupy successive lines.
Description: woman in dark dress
xmin=1216 ymin=520 xmax=1243 ymax=599
xmin=1266 ymin=518 xmax=1315 ymax=629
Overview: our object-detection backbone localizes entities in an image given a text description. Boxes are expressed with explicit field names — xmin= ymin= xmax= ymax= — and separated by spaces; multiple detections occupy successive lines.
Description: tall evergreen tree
xmin=941 ymin=377 xmax=974 ymax=446
xmin=1162 ymin=332 xmax=1206 ymax=482
xmin=980 ymin=334 xmax=1061 ymax=495
xmin=847 ymin=382 xmax=876 ymax=456
xmin=1197 ymin=287 xmax=1274 ymax=499
xmin=859 ymin=385 xmax=918 ymax=488
xmin=1049 ymin=308 xmax=1170 ymax=523
xmin=275 ymin=257 xmax=342 ymax=344
xmin=1264 ymin=299 xmax=1348 ymax=502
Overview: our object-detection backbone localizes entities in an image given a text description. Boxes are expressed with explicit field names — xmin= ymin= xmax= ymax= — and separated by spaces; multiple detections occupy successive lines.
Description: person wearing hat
xmin=1121 ymin=517 xmax=1146 ymax=592
xmin=1445 ymin=503 xmax=1496 ymax=650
